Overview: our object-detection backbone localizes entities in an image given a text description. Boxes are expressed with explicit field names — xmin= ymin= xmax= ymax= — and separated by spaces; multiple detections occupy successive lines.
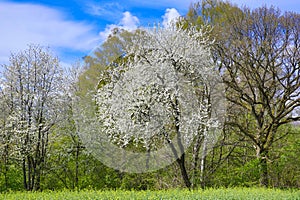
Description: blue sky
xmin=0 ymin=0 xmax=299 ymax=67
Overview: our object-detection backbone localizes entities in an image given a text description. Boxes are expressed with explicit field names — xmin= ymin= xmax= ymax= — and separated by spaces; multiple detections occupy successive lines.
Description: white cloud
xmin=162 ymin=8 xmax=181 ymax=27
xmin=98 ymin=8 xmax=182 ymax=42
xmin=85 ymin=2 xmax=123 ymax=20
xmin=120 ymin=12 xmax=140 ymax=30
xmin=126 ymin=0 xmax=190 ymax=12
xmin=0 ymin=2 xmax=99 ymax=64
xmin=99 ymin=11 xmax=140 ymax=41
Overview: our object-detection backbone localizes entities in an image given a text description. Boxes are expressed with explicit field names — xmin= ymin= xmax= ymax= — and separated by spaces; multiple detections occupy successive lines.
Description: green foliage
xmin=268 ymin=125 xmax=300 ymax=188
xmin=208 ymin=152 xmax=260 ymax=187
xmin=120 ymin=173 xmax=156 ymax=190
xmin=0 ymin=165 xmax=23 ymax=192
xmin=231 ymin=159 xmax=260 ymax=187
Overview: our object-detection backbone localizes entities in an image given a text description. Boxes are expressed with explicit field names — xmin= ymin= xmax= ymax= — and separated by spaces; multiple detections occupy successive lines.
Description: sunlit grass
xmin=1 ymin=188 xmax=299 ymax=200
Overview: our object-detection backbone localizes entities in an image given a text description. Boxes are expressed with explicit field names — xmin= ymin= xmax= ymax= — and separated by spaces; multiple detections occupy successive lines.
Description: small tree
xmin=0 ymin=86 xmax=12 ymax=190
xmin=92 ymin=25 xmax=223 ymax=188
xmin=0 ymin=44 xmax=64 ymax=190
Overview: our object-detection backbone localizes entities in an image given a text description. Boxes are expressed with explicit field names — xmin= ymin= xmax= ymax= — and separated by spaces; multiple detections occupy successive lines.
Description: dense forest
xmin=0 ymin=0 xmax=299 ymax=191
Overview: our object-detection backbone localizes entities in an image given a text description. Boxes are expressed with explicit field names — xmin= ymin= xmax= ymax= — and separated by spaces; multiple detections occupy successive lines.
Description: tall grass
xmin=1 ymin=188 xmax=299 ymax=200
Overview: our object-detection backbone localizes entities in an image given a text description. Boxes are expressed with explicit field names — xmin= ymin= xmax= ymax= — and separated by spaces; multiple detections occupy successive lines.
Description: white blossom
xmin=81 ymin=24 xmax=225 ymax=173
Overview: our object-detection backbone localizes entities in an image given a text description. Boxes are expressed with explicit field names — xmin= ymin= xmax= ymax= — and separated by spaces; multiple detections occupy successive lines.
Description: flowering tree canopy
xmin=78 ymin=24 xmax=225 ymax=188
xmin=97 ymin=25 xmax=218 ymax=147
xmin=0 ymin=44 xmax=65 ymax=190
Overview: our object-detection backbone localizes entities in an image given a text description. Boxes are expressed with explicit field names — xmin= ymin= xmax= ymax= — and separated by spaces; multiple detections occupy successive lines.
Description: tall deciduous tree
xmin=216 ymin=6 xmax=300 ymax=187
xmin=186 ymin=0 xmax=300 ymax=186
xmin=0 ymin=44 xmax=65 ymax=190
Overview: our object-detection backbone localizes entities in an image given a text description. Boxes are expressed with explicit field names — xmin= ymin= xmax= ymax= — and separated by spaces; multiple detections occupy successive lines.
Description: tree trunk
xmin=176 ymin=153 xmax=191 ymax=188
xmin=169 ymin=96 xmax=192 ymax=188
xmin=34 ymin=163 xmax=41 ymax=191
xmin=28 ymin=156 xmax=34 ymax=191
xmin=256 ymin=145 xmax=269 ymax=187
xmin=167 ymin=139 xmax=191 ymax=188
xmin=200 ymin=135 xmax=208 ymax=188
xmin=75 ymin=144 xmax=80 ymax=189
xmin=3 ymin=143 xmax=9 ymax=191
xmin=191 ymin=134 xmax=203 ymax=188
xmin=22 ymin=158 xmax=28 ymax=190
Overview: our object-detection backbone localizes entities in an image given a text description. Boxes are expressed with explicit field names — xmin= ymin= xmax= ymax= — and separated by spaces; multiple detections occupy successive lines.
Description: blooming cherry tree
xmin=84 ymin=24 xmax=224 ymax=188
xmin=0 ymin=45 xmax=65 ymax=190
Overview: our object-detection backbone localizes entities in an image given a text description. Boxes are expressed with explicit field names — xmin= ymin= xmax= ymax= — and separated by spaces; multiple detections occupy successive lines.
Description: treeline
xmin=0 ymin=0 xmax=299 ymax=191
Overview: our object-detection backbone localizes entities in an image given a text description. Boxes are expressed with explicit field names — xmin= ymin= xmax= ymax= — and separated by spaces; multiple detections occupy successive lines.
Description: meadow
xmin=1 ymin=188 xmax=299 ymax=200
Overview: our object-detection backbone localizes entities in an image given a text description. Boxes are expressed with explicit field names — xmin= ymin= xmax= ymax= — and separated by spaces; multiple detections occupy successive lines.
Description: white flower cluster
xmin=96 ymin=24 xmax=218 ymax=152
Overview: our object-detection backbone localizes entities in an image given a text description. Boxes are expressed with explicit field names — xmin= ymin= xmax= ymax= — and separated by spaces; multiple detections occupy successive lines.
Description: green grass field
xmin=1 ymin=188 xmax=300 ymax=200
